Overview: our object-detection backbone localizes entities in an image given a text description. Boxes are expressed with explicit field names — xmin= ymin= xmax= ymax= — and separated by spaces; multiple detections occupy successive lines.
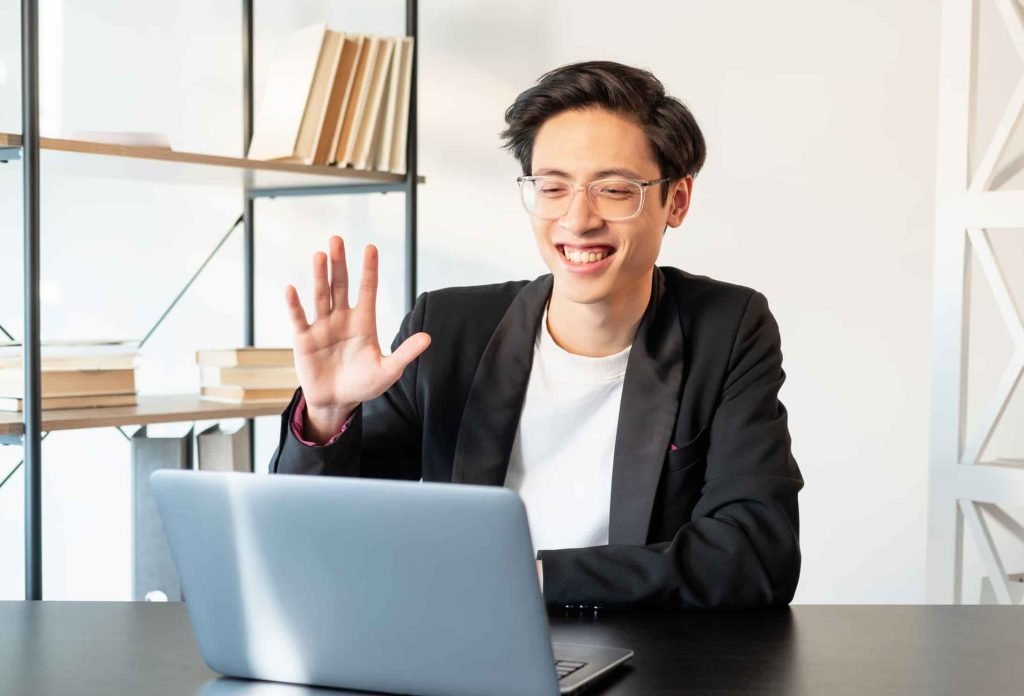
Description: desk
xmin=1 ymin=602 xmax=1021 ymax=695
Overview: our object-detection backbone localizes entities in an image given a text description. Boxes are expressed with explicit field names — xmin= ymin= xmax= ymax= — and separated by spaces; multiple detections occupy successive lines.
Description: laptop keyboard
xmin=555 ymin=659 xmax=587 ymax=680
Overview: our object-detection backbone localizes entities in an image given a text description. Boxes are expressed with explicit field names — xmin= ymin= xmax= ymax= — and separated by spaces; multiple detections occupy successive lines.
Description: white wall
xmin=0 ymin=0 xmax=1017 ymax=604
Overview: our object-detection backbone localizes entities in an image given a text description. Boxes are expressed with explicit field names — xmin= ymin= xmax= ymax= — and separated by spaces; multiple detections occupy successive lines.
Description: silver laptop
xmin=150 ymin=470 xmax=633 ymax=696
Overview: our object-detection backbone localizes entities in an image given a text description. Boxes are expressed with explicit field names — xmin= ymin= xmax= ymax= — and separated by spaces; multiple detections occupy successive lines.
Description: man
xmin=272 ymin=61 xmax=803 ymax=609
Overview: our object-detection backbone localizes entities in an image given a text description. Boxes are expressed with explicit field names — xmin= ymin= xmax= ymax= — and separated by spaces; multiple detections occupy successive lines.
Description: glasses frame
xmin=516 ymin=174 xmax=672 ymax=222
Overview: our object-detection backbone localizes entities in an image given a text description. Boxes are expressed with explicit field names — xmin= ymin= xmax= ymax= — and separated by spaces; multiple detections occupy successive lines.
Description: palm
xmin=285 ymin=237 xmax=430 ymax=414
xmin=292 ymin=312 xmax=383 ymax=410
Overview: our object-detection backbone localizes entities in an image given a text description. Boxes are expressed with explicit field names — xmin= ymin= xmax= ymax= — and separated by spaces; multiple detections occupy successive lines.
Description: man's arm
xmin=539 ymin=292 xmax=802 ymax=608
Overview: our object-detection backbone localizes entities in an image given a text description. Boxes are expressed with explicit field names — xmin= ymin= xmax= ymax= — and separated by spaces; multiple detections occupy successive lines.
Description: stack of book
xmin=0 ymin=340 xmax=139 ymax=412
xmin=197 ymin=348 xmax=297 ymax=404
xmin=247 ymin=23 xmax=415 ymax=174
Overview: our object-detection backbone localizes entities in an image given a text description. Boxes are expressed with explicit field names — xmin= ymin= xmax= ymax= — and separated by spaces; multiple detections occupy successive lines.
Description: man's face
xmin=527 ymin=107 xmax=691 ymax=308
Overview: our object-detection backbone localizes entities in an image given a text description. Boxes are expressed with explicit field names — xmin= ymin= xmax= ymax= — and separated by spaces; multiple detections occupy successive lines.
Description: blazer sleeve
xmin=538 ymin=291 xmax=803 ymax=608
xmin=269 ymin=293 xmax=427 ymax=481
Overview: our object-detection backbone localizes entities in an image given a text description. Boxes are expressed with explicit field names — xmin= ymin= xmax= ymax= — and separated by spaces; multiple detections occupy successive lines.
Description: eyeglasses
xmin=516 ymin=174 xmax=671 ymax=222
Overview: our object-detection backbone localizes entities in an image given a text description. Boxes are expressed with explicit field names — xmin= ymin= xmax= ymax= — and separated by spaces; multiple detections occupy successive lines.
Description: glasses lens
xmin=589 ymin=179 xmax=643 ymax=220
xmin=520 ymin=177 xmax=573 ymax=218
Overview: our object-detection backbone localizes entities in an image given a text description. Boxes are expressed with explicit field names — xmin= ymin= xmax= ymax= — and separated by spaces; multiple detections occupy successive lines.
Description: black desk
xmin=2 ymin=601 xmax=1021 ymax=695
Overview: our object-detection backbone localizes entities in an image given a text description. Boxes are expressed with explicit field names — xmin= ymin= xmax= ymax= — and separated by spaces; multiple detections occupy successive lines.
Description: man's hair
xmin=500 ymin=60 xmax=706 ymax=205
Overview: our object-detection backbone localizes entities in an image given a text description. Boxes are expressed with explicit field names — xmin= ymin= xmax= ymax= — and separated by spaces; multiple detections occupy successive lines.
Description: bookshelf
xmin=0 ymin=133 xmax=424 ymax=193
xmin=7 ymin=0 xmax=421 ymax=600
xmin=0 ymin=397 xmax=292 ymax=433
xmin=0 ymin=395 xmax=289 ymax=435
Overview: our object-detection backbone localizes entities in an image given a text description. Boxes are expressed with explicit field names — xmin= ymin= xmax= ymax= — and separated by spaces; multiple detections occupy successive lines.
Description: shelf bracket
xmin=0 ymin=432 xmax=48 ymax=489
xmin=139 ymin=213 xmax=244 ymax=349
xmin=0 ymin=147 xmax=21 ymax=162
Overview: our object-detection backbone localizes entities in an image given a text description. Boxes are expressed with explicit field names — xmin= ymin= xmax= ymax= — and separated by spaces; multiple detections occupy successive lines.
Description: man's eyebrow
xmin=532 ymin=167 xmax=647 ymax=179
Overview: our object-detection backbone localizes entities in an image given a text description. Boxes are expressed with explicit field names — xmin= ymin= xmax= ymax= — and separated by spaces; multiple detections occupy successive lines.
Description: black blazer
xmin=271 ymin=266 xmax=803 ymax=609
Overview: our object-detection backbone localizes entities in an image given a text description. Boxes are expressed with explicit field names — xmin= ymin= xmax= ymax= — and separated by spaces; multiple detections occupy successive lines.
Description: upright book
xmin=388 ymin=37 xmax=415 ymax=174
xmin=353 ymin=37 xmax=396 ymax=171
xmin=315 ymin=34 xmax=365 ymax=166
xmin=288 ymin=29 xmax=345 ymax=165
xmin=373 ymin=36 xmax=406 ymax=172
xmin=334 ymin=35 xmax=381 ymax=168
xmin=247 ymin=23 xmax=328 ymax=161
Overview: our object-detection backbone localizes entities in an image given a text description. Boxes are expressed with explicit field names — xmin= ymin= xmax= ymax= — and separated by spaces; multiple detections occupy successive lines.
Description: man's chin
xmin=551 ymin=275 xmax=611 ymax=306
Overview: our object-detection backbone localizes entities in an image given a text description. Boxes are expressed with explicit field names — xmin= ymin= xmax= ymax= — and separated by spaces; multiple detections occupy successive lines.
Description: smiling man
xmin=271 ymin=61 xmax=803 ymax=609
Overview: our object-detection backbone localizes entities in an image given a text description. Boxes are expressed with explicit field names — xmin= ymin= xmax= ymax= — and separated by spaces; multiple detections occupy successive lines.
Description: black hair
xmin=501 ymin=60 xmax=706 ymax=205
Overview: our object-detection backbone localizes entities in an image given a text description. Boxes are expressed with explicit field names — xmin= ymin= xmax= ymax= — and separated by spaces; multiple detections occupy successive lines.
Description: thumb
xmin=383 ymin=332 xmax=432 ymax=377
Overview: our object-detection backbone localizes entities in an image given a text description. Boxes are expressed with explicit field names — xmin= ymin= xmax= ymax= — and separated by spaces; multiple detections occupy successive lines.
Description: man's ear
xmin=665 ymin=176 xmax=693 ymax=229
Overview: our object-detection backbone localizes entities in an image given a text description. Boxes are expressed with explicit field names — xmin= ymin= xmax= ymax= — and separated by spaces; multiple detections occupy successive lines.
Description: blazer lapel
xmin=608 ymin=268 xmax=686 ymax=545
xmin=452 ymin=275 xmax=553 ymax=485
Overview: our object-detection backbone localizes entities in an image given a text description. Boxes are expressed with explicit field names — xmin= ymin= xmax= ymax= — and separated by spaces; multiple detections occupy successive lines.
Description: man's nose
xmin=559 ymin=186 xmax=604 ymax=235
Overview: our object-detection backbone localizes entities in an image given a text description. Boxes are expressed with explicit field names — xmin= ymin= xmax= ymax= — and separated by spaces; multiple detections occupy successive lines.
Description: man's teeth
xmin=563 ymin=248 xmax=610 ymax=264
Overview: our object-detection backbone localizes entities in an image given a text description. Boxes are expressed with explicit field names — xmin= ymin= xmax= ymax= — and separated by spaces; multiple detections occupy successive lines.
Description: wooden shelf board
xmin=0 ymin=133 xmax=423 ymax=189
xmin=0 ymin=393 xmax=289 ymax=435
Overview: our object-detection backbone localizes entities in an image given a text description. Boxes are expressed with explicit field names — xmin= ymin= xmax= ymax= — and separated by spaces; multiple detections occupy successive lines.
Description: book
xmin=247 ymin=23 xmax=328 ymax=161
xmin=0 ymin=392 xmax=138 ymax=412
xmin=334 ymin=35 xmax=380 ymax=168
xmin=316 ymin=34 xmax=364 ymax=166
xmin=365 ymin=79 xmax=389 ymax=172
xmin=199 ymin=365 xmax=298 ymax=389
xmin=195 ymin=348 xmax=294 ymax=368
xmin=353 ymin=37 xmax=396 ymax=171
xmin=0 ymin=340 xmax=138 ymax=370
xmin=374 ymin=36 xmax=405 ymax=172
xmin=0 ymin=368 xmax=135 ymax=398
xmin=200 ymin=385 xmax=295 ymax=403
xmin=287 ymin=29 xmax=344 ymax=165
xmin=388 ymin=37 xmax=415 ymax=174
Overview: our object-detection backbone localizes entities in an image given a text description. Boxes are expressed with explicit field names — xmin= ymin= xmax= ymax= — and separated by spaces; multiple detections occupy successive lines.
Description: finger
xmin=283 ymin=284 xmax=310 ymax=333
xmin=312 ymin=251 xmax=331 ymax=320
xmin=382 ymin=332 xmax=431 ymax=379
xmin=329 ymin=236 xmax=349 ymax=311
xmin=356 ymin=245 xmax=379 ymax=324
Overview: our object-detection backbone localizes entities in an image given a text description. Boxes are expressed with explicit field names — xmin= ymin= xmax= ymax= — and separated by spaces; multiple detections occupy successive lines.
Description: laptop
xmin=150 ymin=470 xmax=633 ymax=696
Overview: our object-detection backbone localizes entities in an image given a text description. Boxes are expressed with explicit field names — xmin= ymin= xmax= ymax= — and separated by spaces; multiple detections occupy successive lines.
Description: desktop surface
xmin=2 ymin=601 xmax=1022 ymax=695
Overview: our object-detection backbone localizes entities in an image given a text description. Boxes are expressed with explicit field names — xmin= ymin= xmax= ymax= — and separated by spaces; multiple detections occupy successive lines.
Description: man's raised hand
xmin=284 ymin=236 xmax=431 ymax=439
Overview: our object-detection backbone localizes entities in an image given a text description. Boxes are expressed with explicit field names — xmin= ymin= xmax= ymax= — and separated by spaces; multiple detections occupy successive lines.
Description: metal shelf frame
xmin=13 ymin=0 xmax=420 ymax=600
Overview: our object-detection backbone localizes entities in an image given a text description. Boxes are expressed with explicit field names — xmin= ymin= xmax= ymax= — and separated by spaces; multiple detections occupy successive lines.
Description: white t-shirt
xmin=503 ymin=306 xmax=631 ymax=555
